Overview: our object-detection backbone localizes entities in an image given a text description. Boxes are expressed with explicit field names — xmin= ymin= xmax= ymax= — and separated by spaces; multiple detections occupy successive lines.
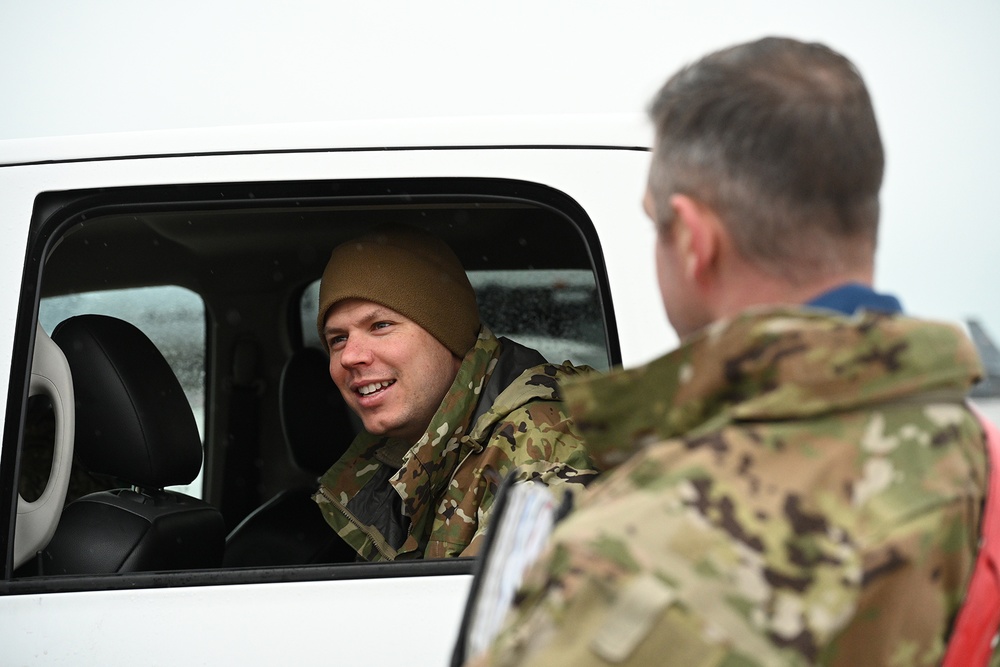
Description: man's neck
xmin=712 ymin=266 xmax=876 ymax=322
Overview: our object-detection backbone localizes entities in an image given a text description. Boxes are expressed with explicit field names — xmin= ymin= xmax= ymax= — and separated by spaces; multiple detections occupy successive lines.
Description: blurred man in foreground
xmin=471 ymin=37 xmax=987 ymax=666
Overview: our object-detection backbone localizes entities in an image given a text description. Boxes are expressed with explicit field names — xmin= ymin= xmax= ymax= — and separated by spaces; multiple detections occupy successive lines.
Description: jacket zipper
xmin=316 ymin=485 xmax=398 ymax=561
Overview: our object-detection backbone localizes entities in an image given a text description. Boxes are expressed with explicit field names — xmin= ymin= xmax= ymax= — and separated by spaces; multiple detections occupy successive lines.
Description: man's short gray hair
xmin=648 ymin=37 xmax=884 ymax=284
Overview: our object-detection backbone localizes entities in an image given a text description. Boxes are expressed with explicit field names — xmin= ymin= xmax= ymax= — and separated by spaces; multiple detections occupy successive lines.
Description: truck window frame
xmin=1 ymin=176 xmax=620 ymax=594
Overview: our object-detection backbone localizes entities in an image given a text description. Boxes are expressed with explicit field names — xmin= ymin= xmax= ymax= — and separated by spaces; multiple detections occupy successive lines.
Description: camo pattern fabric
xmin=314 ymin=325 xmax=596 ymax=561
xmin=474 ymin=308 xmax=989 ymax=667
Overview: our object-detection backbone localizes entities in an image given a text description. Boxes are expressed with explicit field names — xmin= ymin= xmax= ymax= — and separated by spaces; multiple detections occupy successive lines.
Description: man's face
xmin=323 ymin=298 xmax=463 ymax=444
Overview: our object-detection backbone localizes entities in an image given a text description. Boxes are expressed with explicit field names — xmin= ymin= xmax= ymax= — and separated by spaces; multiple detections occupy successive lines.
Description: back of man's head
xmin=647 ymin=37 xmax=884 ymax=284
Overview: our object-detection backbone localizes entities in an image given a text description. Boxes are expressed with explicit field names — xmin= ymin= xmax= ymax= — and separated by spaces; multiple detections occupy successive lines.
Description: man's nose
xmin=339 ymin=335 xmax=372 ymax=367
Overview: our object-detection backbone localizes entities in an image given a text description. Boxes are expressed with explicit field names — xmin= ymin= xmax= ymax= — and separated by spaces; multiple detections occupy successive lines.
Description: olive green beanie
xmin=317 ymin=226 xmax=481 ymax=357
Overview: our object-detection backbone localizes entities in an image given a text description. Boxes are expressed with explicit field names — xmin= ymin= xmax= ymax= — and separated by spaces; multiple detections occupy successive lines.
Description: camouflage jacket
xmin=478 ymin=308 xmax=988 ymax=667
xmin=314 ymin=326 xmax=596 ymax=561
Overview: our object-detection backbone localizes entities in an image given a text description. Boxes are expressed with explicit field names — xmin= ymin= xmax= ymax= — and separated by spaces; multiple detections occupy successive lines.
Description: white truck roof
xmin=0 ymin=114 xmax=651 ymax=166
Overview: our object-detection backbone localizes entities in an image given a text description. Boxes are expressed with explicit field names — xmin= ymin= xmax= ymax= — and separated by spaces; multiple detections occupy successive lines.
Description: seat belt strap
xmin=941 ymin=407 xmax=1000 ymax=667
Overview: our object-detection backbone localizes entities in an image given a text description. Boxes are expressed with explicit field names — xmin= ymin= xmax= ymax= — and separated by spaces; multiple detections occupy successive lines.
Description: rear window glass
xmin=38 ymin=286 xmax=206 ymax=498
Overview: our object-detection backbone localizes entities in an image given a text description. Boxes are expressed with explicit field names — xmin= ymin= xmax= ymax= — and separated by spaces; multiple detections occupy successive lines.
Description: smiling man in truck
xmin=313 ymin=225 xmax=595 ymax=561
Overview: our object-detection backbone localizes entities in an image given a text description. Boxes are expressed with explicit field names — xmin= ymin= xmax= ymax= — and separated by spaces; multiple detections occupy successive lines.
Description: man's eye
xmin=373 ymin=321 xmax=393 ymax=331
xmin=328 ymin=334 xmax=347 ymax=348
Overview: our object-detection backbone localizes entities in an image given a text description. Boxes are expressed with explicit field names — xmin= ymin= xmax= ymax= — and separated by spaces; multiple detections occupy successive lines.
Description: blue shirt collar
xmin=806 ymin=283 xmax=903 ymax=316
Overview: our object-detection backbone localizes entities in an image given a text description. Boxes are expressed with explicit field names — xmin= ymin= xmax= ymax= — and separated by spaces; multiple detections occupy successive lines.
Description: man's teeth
xmin=358 ymin=380 xmax=394 ymax=396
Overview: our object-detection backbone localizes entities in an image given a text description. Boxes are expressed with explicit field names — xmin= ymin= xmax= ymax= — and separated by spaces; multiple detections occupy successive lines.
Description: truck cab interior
xmin=12 ymin=176 xmax=619 ymax=582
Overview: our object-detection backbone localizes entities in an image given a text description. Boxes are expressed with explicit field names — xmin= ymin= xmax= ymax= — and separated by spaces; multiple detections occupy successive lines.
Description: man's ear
xmin=669 ymin=194 xmax=721 ymax=286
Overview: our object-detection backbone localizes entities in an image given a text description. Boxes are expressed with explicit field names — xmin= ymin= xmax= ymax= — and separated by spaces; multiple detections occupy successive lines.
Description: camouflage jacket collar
xmin=563 ymin=307 xmax=983 ymax=470
xmin=360 ymin=325 xmax=502 ymax=555
xmin=389 ymin=328 xmax=581 ymax=554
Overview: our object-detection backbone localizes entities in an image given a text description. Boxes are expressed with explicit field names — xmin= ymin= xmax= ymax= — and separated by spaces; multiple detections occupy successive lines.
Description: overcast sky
xmin=2 ymin=0 xmax=999 ymax=339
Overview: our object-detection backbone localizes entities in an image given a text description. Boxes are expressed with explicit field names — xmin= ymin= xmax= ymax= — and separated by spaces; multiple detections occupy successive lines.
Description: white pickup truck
xmin=1 ymin=3 xmax=997 ymax=665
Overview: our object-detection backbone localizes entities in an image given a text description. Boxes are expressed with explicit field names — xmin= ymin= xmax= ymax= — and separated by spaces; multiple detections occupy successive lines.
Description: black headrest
xmin=52 ymin=315 xmax=202 ymax=489
xmin=279 ymin=347 xmax=354 ymax=477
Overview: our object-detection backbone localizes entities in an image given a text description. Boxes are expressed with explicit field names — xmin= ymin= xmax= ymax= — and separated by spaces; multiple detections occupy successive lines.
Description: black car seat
xmin=223 ymin=346 xmax=357 ymax=566
xmin=39 ymin=315 xmax=225 ymax=575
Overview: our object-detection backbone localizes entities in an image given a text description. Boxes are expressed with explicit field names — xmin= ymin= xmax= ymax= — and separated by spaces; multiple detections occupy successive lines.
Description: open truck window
xmin=6 ymin=177 xmax=617 ymax=593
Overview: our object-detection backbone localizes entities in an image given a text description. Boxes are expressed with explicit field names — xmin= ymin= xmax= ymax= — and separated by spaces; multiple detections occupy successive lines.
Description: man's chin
xmin=362 ymin=419 xmax=404 ymax=440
